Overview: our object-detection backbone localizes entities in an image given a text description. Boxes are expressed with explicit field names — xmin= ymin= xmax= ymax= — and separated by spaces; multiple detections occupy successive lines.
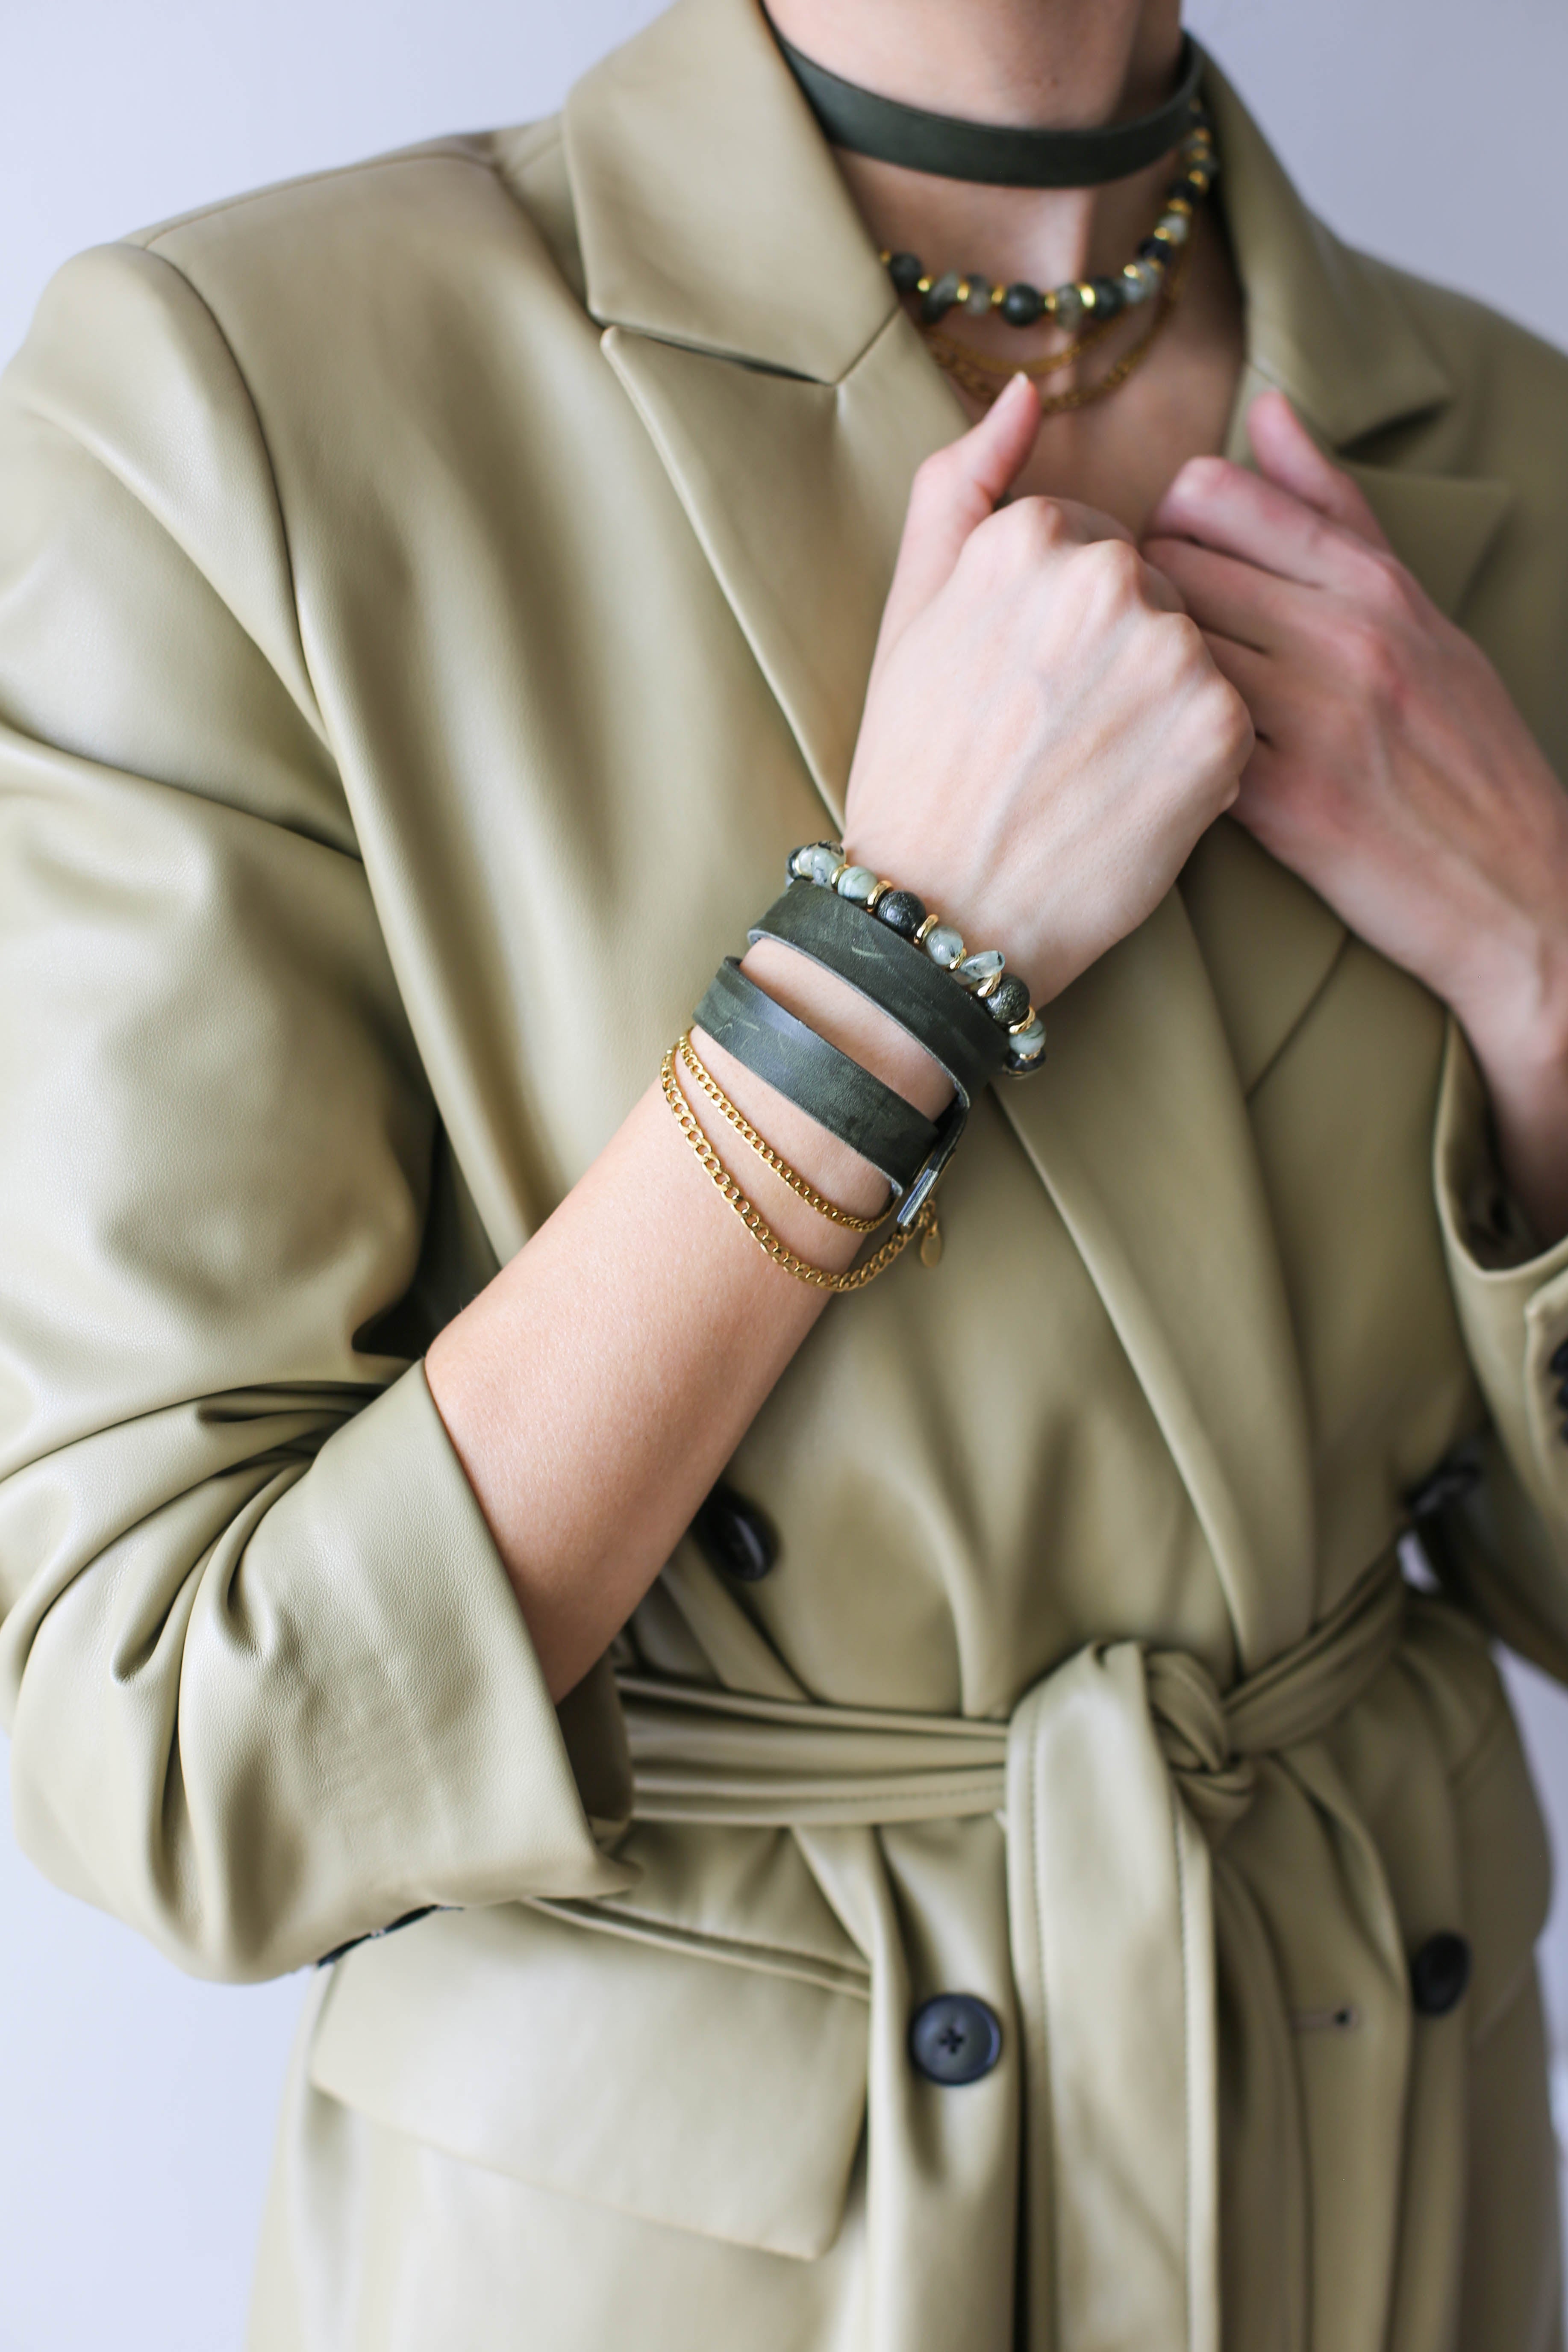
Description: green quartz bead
xmin=955 ymin=949 xmax=1005 ymax=989
xmin=1008 ymin=1016 xmax=1048 ymax=1068
xmin=923 ymin=924 xmax=965 ymax=968
xmin=794 ymin=841 xmax=844 ymax=886
xmin=835 ymin=865 xmax=880 ymax=904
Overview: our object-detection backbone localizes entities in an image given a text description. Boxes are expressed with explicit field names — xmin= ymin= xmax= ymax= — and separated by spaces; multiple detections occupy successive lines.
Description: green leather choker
xmin=773 ymin=27 xmax=1206 ymax=188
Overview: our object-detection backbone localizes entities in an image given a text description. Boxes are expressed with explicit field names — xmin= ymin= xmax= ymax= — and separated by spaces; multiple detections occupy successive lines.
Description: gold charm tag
xmin=920 ymin=1209 xmax=944 ymax=1269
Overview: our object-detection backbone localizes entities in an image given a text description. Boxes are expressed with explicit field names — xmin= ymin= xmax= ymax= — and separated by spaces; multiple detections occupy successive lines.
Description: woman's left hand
xmin=1144 ymin=389 xmax=1568 ymax=1243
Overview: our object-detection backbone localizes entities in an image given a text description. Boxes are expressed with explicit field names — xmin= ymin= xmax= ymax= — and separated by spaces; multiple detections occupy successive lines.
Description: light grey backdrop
xmin=2 ymin=3 xmax=1565 ymax=2348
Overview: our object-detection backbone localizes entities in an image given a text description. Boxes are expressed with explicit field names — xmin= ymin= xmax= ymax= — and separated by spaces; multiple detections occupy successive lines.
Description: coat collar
xmin=562 ymin=0 xmax=1501 ymax=1664
xmin=565 ymin=0 xmax=895 ymax=381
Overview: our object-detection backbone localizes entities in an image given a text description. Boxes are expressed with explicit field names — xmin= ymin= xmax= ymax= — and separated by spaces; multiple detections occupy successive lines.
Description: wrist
xmin=1452 ymin=916 xmax=1568 ymax=1090
xmin=687 ymin=1021 xmax=888 ymax=1266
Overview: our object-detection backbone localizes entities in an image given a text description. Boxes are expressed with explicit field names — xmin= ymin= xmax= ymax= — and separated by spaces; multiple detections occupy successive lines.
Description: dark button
xmin=1406 ymin=1452 xmax=1481 ymax=1521
xmin=1550 ymin=1338 xmax=1568 ymax=1377
xmin=1410 ymin=1932 xmax=1471 ymax=2017
xmin=909 ymin=1993 xmax=1003 ymax=2085
xmin=691 ymin=1481 xmax=779 ymax=1583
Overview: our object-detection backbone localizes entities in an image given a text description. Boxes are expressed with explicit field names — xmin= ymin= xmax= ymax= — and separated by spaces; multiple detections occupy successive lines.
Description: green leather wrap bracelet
xmin=749 ymin=885 xmax=1009 ymax=1225
xmin=693 ymin=957 xmax=941 ymax=1202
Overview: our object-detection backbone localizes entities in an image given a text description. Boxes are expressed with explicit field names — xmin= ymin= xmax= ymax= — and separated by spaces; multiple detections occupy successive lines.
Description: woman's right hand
xmin=843 ymin=373 xmax=1254 ymax=1007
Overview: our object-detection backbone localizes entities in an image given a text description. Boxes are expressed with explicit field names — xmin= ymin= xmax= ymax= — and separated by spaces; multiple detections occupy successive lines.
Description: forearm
xmin=425 ymin=947 xmax=950 ymax=1701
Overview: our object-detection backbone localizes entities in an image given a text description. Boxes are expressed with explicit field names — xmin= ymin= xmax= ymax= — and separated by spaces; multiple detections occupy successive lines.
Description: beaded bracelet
xmin=784 ymin=842 xmax=1047 ymax=1073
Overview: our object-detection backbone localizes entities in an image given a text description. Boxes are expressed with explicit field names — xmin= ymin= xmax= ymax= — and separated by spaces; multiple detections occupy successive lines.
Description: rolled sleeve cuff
xmin=1435 ymin=1022 xmax=1568 ymax=1522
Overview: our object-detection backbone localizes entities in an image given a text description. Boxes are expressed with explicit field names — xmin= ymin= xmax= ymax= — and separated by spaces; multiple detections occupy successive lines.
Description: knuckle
xmin=912 ymin=445 xmax=959 ymax=500
xmin=1177 ymin=454 xmax=1233 ymax=501
xmin=1008 ymin=496 xmax=1072 ymax=554
xmin=1337 ymin=613 xmax=1401 ymax=697
xmin=1357 ymin=549 xmax=1415 ymax=617
xmin=1076 ymin=535 xmax=1143 ymax=601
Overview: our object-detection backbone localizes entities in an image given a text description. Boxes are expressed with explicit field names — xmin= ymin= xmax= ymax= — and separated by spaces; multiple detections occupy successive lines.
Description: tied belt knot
xmin=613 ymin=1554 xmax=1407 ymax=2352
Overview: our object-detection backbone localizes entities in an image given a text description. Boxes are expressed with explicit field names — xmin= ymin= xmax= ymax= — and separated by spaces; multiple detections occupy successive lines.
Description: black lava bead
xmin=983 ymin=974 xmax=1033 ymax=1028
xmin=874 ymin=889 xmax=928 ymax=940
xmin=887 ymin=251 xmax=924 ymax=294
xmin=1137 ymin=237 xmax=1171 ymax=267
xmin=1000 ymin=282 xmax=1045 ymax=327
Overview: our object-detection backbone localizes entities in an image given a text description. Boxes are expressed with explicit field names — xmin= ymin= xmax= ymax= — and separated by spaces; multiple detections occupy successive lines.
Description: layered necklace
xmin=775 ymin=31 xmax=1219 ymax=415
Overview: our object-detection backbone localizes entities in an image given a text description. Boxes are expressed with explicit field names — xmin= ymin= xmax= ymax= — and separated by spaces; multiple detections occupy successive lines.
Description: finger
xmin=1143 ymin=535 xmax=1304 ymax=652
xmin=1042 ymin=495 xmax=1138 ymax=550
xmin=1245 ymin=390 xmax=1390 ymax=550
xmin=879 ymin=375 xmax=1042 ymax=645
xmin=1131 ymin=550 xmax=1188 ymax=615
xmin=1145 ymin=453 xmax=1378 ymax=595
xmin=1196 ymin=629 xmax=1287 ymax=742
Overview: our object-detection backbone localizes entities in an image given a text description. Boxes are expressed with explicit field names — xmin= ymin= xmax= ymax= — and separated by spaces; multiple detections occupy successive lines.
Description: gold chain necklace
xmin=925 ymin=236 xmax=1192 ymax=415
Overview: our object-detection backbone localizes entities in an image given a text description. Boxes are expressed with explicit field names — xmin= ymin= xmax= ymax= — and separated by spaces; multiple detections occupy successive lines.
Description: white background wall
xmin=2 ymin=3 xmax=1566 ymax=2347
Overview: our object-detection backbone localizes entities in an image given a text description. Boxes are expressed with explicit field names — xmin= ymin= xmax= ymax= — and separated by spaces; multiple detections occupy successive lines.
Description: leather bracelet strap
xmin=751 ymin=886 xmax=1008 ymax=1105
xmin=749 ymin=886 xmax=1009 ymax=1226
xmin=694 ymin=959 xmax=939 ymax=1200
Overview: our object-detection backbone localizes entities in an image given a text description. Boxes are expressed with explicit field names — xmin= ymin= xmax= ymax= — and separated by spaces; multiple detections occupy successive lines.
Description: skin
xmin=427 ymin=0 xmax=1568 ymax=1702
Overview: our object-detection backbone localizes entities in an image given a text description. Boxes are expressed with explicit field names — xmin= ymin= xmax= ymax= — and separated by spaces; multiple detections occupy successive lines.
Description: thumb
xmin=1246 ymin=388 xmax=1390 ymax=550
xmin=877 ymin=374 xmax=1041 ymax=651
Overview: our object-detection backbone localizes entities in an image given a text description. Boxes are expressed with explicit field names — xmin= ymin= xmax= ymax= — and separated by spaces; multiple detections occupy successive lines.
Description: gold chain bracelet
xmin=678 ymin=1029 xmax=887 ymax=1233
xmin=660 ymin=1041 xmax=933 ymax=1292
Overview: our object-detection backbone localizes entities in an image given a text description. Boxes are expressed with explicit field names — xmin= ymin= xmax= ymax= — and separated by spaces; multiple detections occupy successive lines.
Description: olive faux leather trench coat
xmin=3 ymin=2 xmax=1568 ymax=2346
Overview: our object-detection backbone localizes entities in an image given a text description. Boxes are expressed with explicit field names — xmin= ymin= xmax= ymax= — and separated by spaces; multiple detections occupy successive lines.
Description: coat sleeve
xmin=1431 ymin=1020 xmax=1568 ymax=1678
xmin=0 ymin=241 xmax=630 ymax=1984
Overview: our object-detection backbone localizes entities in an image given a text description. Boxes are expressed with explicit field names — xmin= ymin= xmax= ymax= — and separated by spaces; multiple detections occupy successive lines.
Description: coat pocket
xmin=306 ymin=1890 xmax=870 ymax=2259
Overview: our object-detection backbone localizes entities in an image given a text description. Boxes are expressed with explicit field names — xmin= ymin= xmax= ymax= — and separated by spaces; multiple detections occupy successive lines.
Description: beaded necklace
xmin=882 ymin=112 xmax=1218 ymax=414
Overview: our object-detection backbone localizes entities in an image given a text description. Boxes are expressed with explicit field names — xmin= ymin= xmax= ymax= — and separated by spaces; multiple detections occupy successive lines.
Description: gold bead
xmin=1165 ymin=194 xmax=1194 ymax=218
xmin=913 ymin=912 xmax=941 ymax=945
xmin=916 ymin=276 xmax=933 ymax=295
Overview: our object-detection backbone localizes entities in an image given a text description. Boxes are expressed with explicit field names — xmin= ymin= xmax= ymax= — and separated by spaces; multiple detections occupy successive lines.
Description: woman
xmin=2 ymin=0 xmax=1566 ymax=2343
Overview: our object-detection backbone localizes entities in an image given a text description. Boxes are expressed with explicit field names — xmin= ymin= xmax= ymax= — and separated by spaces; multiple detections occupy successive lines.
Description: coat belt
xmin=615 ymin=1555 xmax=1406 ymax=2352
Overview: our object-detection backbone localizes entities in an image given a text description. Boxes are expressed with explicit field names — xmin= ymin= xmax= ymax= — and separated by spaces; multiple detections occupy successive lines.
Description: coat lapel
xmin=562 ymin=0 xmax=1501 ymax=1667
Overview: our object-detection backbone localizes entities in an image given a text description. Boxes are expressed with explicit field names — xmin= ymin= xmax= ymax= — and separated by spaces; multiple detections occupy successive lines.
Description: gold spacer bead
xmin=913 ymin=912 xmax=941 ymax=945
xmin=1007 ymin=1005 xmax=1038 ymax=1035
xmin=1165 ymin=194 xmax=1195 ymax=218
xmin=878 ymin=248 xmax=892 ymax=265
xmin=975 ymin=971 xmax=1004 ymax=1000
xmin=866 ymin=878 xmax=893 ymax=910
xmin=955 ymin=280 xmax=972 ymax=303
xmin=989 ymin=283 xmax=1006 ymax=309
xmin=915 ymin=276 xmax=933 ymax=295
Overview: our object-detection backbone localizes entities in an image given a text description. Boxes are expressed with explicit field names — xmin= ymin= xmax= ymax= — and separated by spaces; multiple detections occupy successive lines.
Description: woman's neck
xmin=764 ymin=0 xmax=1181 ymax=128
xmin=765 ymin=0 xmax=1186 ymax=295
